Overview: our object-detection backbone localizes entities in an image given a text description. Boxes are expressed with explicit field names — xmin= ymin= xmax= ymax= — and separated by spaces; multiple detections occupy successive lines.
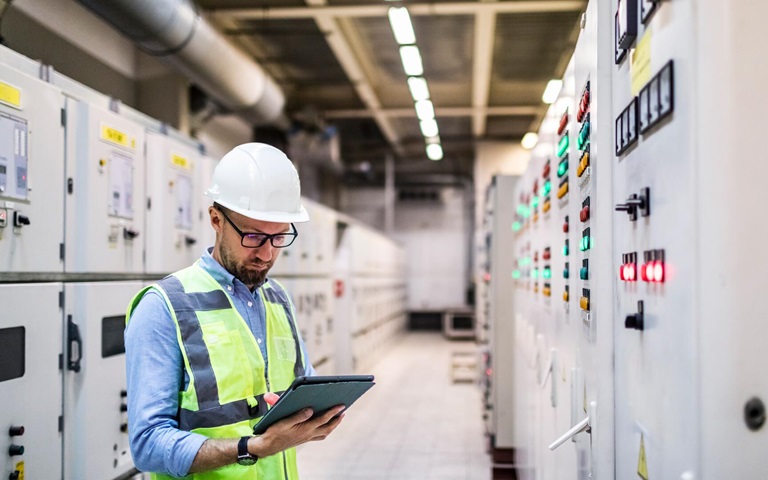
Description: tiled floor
xmin=297 ymin=332 xmax=492 ymax=480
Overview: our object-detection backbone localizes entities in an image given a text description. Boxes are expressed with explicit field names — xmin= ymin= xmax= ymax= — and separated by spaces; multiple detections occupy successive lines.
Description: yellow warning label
xmin=631 ymin=28 xmax=653 ymax=96
xmin=172 ymin=154 xmax=190 ymax=169
xmin=0 ymin=81 xmax=22 ymax=109
xmin=14 ymin=460 xmax=24 ymax=480
xmin=100 ymin=124 xmax=130 ymax=148
xmin=638 ymin=434 xmax=649 ymax=479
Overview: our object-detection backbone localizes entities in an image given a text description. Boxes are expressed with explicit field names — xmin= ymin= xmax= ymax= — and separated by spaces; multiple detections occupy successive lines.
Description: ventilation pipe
xmin=76 ymin=0 xmax=288 ymax=128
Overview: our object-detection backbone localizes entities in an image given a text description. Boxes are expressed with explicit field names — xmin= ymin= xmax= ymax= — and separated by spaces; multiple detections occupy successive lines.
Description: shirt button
xmin=248 ymin=301 xmax=253 ymax=307
xmin=227 ymin=286 xmax=232 ymax=291
xmin=257 ymin=338 xmax=262 ymax=344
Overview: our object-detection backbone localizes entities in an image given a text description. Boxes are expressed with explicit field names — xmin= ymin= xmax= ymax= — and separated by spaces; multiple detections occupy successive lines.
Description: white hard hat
xmin=205 ymin=143 xmax=309 ymax=223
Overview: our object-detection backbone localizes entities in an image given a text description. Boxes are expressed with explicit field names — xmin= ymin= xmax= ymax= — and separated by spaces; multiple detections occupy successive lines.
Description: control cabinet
xmin=145 ymin=131 xmax=203 ymax=273
xmin=63 ymin=281 xmax=143 ymax=480
xmin=0 ymin=284 xmax=63 ymax=480
xmin=63 ymin=99 xmax=146 ymax=273
xmin=0 ymin=60 xmax=65 ymax=272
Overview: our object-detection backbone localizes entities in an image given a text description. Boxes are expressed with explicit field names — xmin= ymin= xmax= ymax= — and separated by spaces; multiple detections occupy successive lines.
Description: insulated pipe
xmin=76 ymin=0 xmax=287 ymax=126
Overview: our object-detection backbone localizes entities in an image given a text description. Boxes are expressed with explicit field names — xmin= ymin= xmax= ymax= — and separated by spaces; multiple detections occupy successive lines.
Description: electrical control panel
xmin=63 ymin=282 xmax=142 ymax=480
xmin=0 ymin=284 xmax=63 ymax=480
xmin=63 ymin=99 xmax=146 ymax=273
xmin=0 ymin=61 xmax=66 ymax=272
xmin=144 ymin=131 xmax=203 ymax=274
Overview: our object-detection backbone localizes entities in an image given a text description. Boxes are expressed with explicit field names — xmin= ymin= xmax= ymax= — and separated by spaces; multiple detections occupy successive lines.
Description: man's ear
xmin=209 ymin=206 xmax=223 ymax=235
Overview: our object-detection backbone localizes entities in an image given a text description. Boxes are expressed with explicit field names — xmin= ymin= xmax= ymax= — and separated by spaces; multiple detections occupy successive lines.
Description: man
xmin=125 ymin=143 xmax=344 ymax=479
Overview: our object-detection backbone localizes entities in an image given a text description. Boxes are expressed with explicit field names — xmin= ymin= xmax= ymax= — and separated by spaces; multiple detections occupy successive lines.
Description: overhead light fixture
xmin=426 ymin=143 xmax=443 ymax=161
xmin=388 ymin=7 xmax=416 ymax=45
xmin=399 ymin=46 xmax=423 ymax=76
xmin=407 ymin=77 xmax=430 ymax=102
xmin=419 ymin=119 xmax=439 ymax=138
xmin=542 ymin=79 xmax=563 ymax=104
xmin=521 ymin=132 xmax=539 ymax=149
xmin=415 ymin=100 xmax=435 ymax=121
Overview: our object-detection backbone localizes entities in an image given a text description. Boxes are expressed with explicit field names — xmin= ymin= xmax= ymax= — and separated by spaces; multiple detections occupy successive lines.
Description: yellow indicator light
xmin=543 ymin=201 xmax=551 ymax=213
xmin=577 ymin=152 xmax=590 ymax=177
xmin=0 ymin=81 xmax=22 ymax=109
xmin=543 ymin=287 xmax=552 ymax=297
xmin=557 ymin=182 xmax=569 ymax=199
xmin=579 ymin=296 xmax=590 ymax=310
xmin=563 ymin=291 xmax=569 ymax=302
xmin=533 ymin=213 xmax=539 ymax=223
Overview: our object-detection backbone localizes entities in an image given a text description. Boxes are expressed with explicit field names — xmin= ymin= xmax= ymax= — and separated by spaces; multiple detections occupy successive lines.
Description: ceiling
xmin=199 ymin=0 xmax=586 ymax=182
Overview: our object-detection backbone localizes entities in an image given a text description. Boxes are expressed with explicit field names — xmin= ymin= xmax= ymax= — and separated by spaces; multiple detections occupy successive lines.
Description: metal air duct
xmin=76 ymin=0 xmax=287 ymax=127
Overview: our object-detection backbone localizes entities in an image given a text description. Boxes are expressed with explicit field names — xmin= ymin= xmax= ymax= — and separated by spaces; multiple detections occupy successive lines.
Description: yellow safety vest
xmin=127 ymin=262 xmax=305 ymax=480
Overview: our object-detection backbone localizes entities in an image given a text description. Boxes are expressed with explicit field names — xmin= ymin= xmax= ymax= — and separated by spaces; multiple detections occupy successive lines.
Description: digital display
xmin=102 ymin=315 xmax=126 ymax=358
xmin=0 ymin=326 xmax=25 ymax=382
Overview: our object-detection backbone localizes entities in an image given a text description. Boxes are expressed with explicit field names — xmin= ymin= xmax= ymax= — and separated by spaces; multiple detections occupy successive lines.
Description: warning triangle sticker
xmin=637 ymin=434 xmax=649 ymax=480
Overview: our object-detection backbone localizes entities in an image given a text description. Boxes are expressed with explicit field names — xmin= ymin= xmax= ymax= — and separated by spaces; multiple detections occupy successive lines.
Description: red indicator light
xmin=652 ymin=261 xmax=665 ymax=282
xmin=627 ymin=264 xmax=636 ymax=281
xmin=580 ymin=206 xmax=590 ymax=222
xmin=619 ymin=265 xmax=626 ymax=281
xmin=563 ymin=222 xmax=569 ymax=233
xmin=558 ymin=112 xmax=569 ymax=136
xmin=486 ymin=368 xmax=492 ymax=377
xmin=543 ymin=163 xmax=551 ymax=178
xmin=483 ymin=273 xmax=491 ymax=282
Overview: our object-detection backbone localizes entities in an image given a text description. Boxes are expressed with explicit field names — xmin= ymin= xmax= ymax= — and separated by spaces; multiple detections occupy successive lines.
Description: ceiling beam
xmin=323 ymin=105 xmax=540 ymax=119
xmin=472 ymin=10 xmax=496 ymax=138
xmin=207 ymin=2 xmax=585 ymax=21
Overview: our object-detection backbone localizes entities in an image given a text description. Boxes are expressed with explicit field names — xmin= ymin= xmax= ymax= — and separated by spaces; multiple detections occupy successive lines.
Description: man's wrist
xmin=247 ymin=435 xmax=268 ymax=458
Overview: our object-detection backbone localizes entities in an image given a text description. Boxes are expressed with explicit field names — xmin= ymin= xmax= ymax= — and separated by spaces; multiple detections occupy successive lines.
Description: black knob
xmin=8 ymin=444 xmax=24 ymax=456
xmin=8 ymin=426 xmax=24 ymax=436
xmin=9 ymin=470 xmax=20 ymax=480
xmin=123 ymin=228 xmax=140 ymax=240
xmin=13 ymin=212 xmax=30 ymax=227
xmin=120 ymin=423 xmax=128 ymax=433
xmin=184 ymin=235 xmax=197 ymax=246
xmin=120 ymin=390 xmax=127 ymax=398
xmin=625 ymin=301 xmax=645 ymax=331
xmin=120 ymin=404 xmax=128 ymax=412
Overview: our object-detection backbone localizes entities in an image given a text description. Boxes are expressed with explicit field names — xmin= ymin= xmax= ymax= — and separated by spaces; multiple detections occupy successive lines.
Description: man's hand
xmin=248 ymin=401 xmax=346 ymax=458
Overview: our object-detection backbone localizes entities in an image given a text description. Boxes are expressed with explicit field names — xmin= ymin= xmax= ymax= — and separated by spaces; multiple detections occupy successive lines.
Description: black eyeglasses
xmin=218 ymin=209 xmax=298 ymax=248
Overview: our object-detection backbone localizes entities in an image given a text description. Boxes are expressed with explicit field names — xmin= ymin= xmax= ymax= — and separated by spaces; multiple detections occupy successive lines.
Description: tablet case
xmin=252 ymin=377 xmax=375 ymax=435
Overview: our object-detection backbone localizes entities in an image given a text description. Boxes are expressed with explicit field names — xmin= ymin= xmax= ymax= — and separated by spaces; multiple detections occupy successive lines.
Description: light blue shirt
xmin=125 ymin=248 xmax=315 ymax=477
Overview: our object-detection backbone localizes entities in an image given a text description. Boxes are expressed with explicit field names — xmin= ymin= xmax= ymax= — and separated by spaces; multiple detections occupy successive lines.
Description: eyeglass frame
xmin=216 ymin=207 xmax=298 ymax=248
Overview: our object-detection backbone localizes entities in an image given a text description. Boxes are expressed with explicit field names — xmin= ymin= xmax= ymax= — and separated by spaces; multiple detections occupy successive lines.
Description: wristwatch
xmin=237 ymin=436 xmax=258 ymax=466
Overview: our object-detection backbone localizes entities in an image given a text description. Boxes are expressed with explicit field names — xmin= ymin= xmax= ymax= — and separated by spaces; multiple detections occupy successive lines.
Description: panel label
xmin=0 ymin=81 xmax=21 ymax=109
xmin=631 ymin=28 xmax=653 ymax=96
xmin=637 ymin=434 xmax=649 ymax=479
xmin=172 ymin=154 xmax=191 ymax=169
xmin=100 ymin=123 xmax=136 ymax=150
xmin=14 ymin=461 xmax=24 ymax=480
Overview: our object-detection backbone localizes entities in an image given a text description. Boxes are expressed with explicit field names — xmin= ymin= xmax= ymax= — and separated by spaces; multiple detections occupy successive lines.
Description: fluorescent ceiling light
xmin=407 ymin=77 xmax=430 ymax=102
xmin=415 ymin=100 xmax=435 ymax=121
xmin=542 ymin=79 xmax=563 ymax=104
xmin=426 ymin=143 xmax=443 ymax=161
xmin=521 ymin=132 xmax=539 ymax=150
xmin=388 ymin=7 xmax=416 ymax=45
xmin=399 ymin=46 xmax=423 ymax=76
xmin=419 ymin=119 xmax=439 ymax=137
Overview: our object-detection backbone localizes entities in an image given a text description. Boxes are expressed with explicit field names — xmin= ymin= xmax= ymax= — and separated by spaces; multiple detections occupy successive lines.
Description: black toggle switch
xmin=13 ymin=212 xmax=30 ymax=228
xmin=615 ymin=187 xmax=651 ymax=221
xmin=123 ymin=227 xmax=140 ymax=240
xmin=120 ymin=390 xmax=127 ymax=398
xmin=8 ymin=426 xmax=24 ymax=437
xmin=8 ymin=444 xmax=24 ymax=456
xmin=625 ymin=301 xmax=645 ymax=331
xmin=185 ymin=235 xmax=197 ymax=246
xmin=120 ymin=404 xmax=128 ymax=412
xmin=120 ymin=423 xmax=128 ymax=433
xmin=9 ymin=470 xmax=21 ymax=480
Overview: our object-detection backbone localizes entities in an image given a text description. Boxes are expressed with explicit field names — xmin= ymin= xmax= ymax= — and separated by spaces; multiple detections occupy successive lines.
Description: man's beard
xmin=219 ymin=241 xmax=274 ymax=288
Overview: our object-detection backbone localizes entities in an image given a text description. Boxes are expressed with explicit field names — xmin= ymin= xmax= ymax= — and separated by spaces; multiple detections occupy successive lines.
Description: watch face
xmin=237 ymin=455 xmax=257 ymax=466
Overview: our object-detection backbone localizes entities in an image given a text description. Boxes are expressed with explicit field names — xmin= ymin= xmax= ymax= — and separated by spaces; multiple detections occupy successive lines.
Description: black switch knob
xmin=185 ymin=235 xmax=197 ymax=246
xmin=8 ymin=426 xmax=24 ymax=436
xmin=625 ymin=301 xmax=645 ymax=331
xmin=120 ymin=390 xmax=127 ymax=398
xmin=120 ymin=423 xmax=128 ymax=433
xmin=8 ymin=444 xmax=24 ymax=456
xmin=120 ymin=404 xmax=128 ymax=412
xmin=123 ymin=227 xmax=140 ymax=240
xmin=13 ymin=212 xmax=30 ymax=228
xmin=9 ymin=470 xmax=20 ymax=480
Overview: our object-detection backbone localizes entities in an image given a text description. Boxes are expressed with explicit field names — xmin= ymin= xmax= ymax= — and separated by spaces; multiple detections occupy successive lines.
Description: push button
xmin=579 ymin=296 xmax=590 ymax=310
xmin=8 ymin=445 xmax=24 ymax=456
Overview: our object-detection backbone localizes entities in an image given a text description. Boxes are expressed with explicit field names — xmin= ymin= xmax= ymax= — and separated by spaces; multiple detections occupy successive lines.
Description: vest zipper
xmin=282 ymin=451 xmax=289 ymax=480
xmin=260 ymin=287 xmax=272 ymax=393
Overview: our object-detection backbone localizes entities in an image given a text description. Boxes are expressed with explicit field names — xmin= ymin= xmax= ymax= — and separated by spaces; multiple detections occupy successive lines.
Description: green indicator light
xmin=563 ymin=268 xmax=569 ymax=279
xmin=558 ymin=159 xmax=568 ymax=178
xmin=512 ymin=221 xmax=522 ymax=231
xmin=517 ymin=205 xmax=526 ymax=215
xmin=580 ymin=267 xmax=589 ymax=280
xmin=563 ymin=245 xmax=569 ymax=256
xmin=578 ymin=122 xmax=591 ymax=150
xmin=532 ymin=269 xmax=539 ymax=279
xmin=531 ymin=196 xmax=540 ymax=209
xmin=543 ymin=267 xmax=552 ymax=279
xmin=542 ymin=180 xmax=551 ymax=197
xmin=557 ymin=135 xmax=569 ymax=157
xmin=512 ymin=270 xmax=521 ymax=279
xmin=520 ymin=206 xmax=531 ymax=218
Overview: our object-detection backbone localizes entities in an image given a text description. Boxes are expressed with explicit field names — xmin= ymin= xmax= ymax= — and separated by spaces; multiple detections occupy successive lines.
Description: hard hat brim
xmin=210 ymin=198 xmax=310 ymax=223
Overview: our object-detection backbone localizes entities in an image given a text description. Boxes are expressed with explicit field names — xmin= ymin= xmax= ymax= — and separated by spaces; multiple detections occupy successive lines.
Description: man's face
xmin=210 ymin=206 xmax=290 ymax=289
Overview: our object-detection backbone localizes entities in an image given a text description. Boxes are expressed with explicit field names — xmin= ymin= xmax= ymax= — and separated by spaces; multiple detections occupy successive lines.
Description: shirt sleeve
xmin=125 ymin=290 xmax=208 ymax=477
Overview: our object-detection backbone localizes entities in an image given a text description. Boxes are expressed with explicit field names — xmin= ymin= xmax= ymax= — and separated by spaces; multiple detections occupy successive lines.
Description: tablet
xmin=252 ymin=375 xmax=375 ymax=435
